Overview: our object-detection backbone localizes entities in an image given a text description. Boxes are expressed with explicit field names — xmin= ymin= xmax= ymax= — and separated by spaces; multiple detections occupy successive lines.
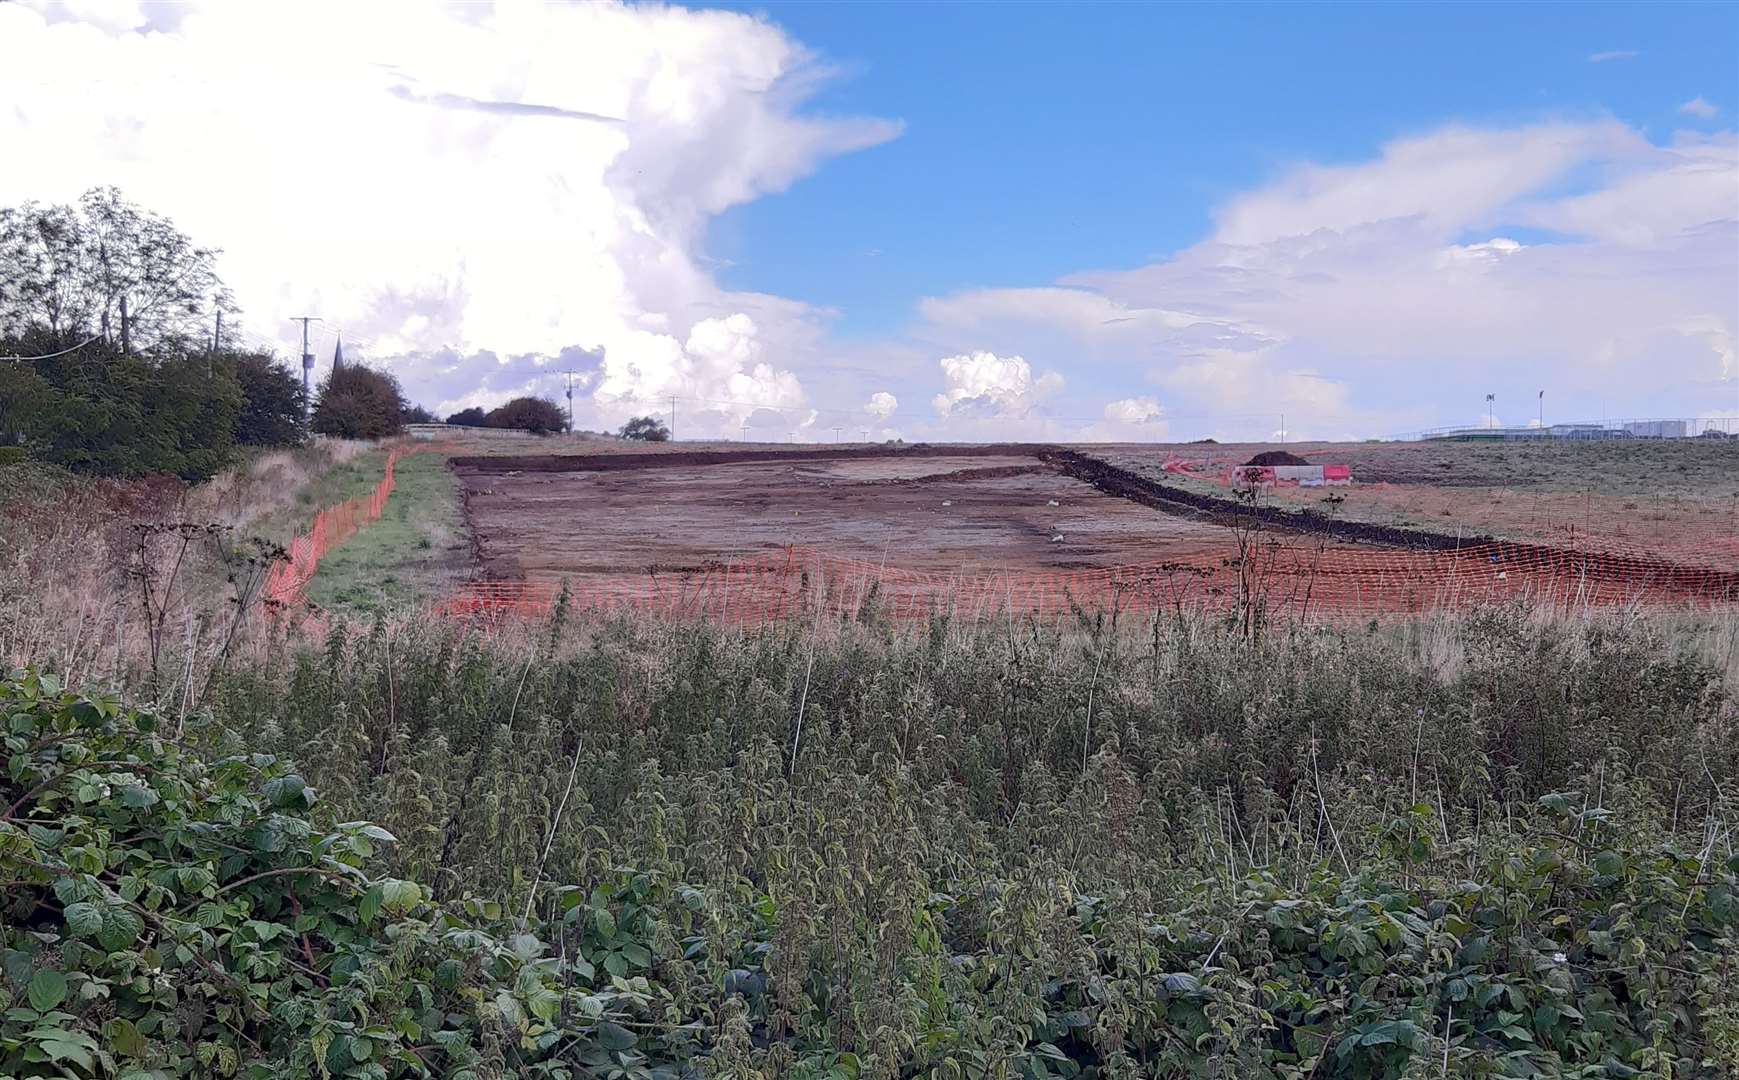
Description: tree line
xmin=0 ymin=189 xmax=594 ymax=481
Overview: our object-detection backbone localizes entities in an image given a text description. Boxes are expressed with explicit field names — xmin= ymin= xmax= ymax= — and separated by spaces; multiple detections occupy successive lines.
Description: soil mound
xmin=1245 ymin=450 xmax=1311 ymax=466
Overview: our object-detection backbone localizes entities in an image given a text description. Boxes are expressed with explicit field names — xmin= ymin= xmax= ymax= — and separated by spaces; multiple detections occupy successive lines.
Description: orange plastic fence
xmin=436 ymin=534 xmax=1739 ymax=626
xmin=271 ymin=448 xmax=1739 ymax=627
xmin=264 ymin=445 xmax=423 ymax=606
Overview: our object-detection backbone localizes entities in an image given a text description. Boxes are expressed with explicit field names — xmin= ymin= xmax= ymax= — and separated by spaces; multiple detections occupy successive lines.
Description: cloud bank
xmin=0 ymin=0 xmax=897 ymax=435
xmin=2 ymin=3 xmax=1733 ymax=441
xmin=916 ymin=121 xmax=1737 ymax=439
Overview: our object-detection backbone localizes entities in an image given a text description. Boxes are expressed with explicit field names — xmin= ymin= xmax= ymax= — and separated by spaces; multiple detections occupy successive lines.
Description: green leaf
xmin=40 ymin=1036 xmax=96 ymax=1069
xmin=28 ymin=969 xmax=68 ymax=1012
xmin=596 ymin=1020 xmax=637 ymax=1050
xmin=1594 ymin=850 xmax=1625 ymax=878
xmin=358 ymin=885 xmax=383 ymax=925
xmin=433 ymin=959 xmax=462 ymax=990
xmin=119 ymin=784 xmax=160 ymax=809
xmin=63 ymin=901 xmax=103 ymax=939
xmin=103 ymin=1017 xmax=146 ymax=1058
xmin=262 ymin=773 xmax=308 ymax=808
xmin=527 ymin=987 xmax=561 ymax=1023
xmin=380 ymin=879 xmax=422 ymax=912
xmin=98 ymin=907 xmax=145 ymax=951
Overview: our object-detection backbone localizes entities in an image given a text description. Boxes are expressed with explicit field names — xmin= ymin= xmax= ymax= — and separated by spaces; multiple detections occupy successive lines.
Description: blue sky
xmin=6 ymin=1 xmax=1734 ymax=440
xmin=711 ymin=1 xmax=1737 ymax=340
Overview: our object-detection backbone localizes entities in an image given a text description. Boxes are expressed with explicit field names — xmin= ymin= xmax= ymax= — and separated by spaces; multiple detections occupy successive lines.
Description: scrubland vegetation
xmin=3 ymin=431 xmax=1738 ymax=1079
xmin=4 ymin=582 xmax=1737 ymax=1077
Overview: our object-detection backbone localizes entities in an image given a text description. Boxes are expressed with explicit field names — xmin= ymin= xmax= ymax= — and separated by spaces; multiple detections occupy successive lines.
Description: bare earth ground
xmin=1097 ymin=440 xmax=1739 ymax=569
xmin=445 ymin=439 xmax=1739 ymax=618
xmin=455 ymin=452 xmax=1286 ymax=581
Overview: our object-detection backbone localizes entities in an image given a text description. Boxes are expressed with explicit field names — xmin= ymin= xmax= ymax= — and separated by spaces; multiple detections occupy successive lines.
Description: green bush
xmin=7 ymin=605 xmax=1732 ymax=1077
xmin=0 ymin=670 xmax=699 ymax=1077
xmin=311 ymin=366 xmax=406 ymax=440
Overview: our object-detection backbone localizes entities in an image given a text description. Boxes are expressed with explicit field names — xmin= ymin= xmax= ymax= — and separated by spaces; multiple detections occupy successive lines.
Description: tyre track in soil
xmin=450 ymin=445 xmax=1739 ymax=600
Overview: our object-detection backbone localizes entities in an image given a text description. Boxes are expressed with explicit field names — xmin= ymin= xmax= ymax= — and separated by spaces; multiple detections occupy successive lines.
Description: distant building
xmin=1624 ymin=420 xmax=1686 ymax=439
xmin=1426 ymin=424 xmax=1623 ymax=441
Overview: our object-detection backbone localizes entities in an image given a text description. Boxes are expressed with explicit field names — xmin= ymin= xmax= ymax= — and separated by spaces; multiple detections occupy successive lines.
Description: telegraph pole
xmin=562 ymin=371 xmax=577 ymax=435
xmin=669 ymin=394 xmax=677 ymax=441
xmin=292 ymin=316 xmax=322 ymax=416
xmin=208 ymin=310 xmax=222 ymax=378
xmin=831 ymin=425 xmax=842 ymax=443
xmin=740 ymin=422 xmax=749 ymax=442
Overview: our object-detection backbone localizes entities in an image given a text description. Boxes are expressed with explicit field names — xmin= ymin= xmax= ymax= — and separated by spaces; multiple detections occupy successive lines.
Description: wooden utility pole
xmin=291 ymin=316 xmax=322 ymax=416
xmin=208 ymin=310 xmax=222 ymax=377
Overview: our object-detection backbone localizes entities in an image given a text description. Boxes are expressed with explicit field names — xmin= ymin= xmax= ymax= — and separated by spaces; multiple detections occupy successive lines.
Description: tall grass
xmin=195 ymin=604 xmax=1738 ymax=904
xmin=174 ymin=604 xmax=1739 ymax=1073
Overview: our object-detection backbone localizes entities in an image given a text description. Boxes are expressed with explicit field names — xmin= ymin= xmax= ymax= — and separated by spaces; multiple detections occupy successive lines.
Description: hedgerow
xmin=4 ymin=604 xmax=1739 ymax=1077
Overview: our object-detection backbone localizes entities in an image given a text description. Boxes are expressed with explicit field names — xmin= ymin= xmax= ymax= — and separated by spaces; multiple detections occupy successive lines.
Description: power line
xmin=1 ymin=334 xmax=103 ymax=362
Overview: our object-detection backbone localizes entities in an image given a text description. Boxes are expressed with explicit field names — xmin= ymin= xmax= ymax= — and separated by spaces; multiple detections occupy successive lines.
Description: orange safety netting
xmin=435 ymin=533 xmax=1739 ymax=626
xmin=271 ymin=447 xmax=1739 ymax=626
xmin=264 ymin=445 xmax=425 ymax=606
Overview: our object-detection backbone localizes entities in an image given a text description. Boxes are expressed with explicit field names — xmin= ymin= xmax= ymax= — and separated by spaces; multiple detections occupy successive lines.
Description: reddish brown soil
xmin=447 ymin=444 xmax=1739 ymax=620
xmin=453 ymin=451 xmax=1262 ymax=581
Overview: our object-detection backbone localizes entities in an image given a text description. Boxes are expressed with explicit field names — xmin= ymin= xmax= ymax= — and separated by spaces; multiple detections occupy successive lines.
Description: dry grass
xmin=0 ymin=438 xmax=382 ymax=702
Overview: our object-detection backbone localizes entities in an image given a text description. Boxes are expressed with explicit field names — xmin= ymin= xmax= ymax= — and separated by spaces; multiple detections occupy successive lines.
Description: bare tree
xmin=0 ymin=187 xmax=233 ymax=354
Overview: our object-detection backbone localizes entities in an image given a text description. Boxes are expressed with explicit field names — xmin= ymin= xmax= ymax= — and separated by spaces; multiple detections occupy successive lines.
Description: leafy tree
xmin=0 ymin=334 xmax=241 ymax=480
xmin=619 ymin=415 xmax=670 ymax=441
xmin=231 ymin=352 xmax=306 ymax=447
xmin=486 ymin=396 xmax=566 ymax=434
xmin=400 ymin=403 xmax=437 ymax=425
xmin=311 ymin=365 xmax=406 ymax=439
xmin=0 ymin=187 xmax=231 ymax=355
xmin=445 ymin=406 xmax=487 ymax=427
xmin=0 ymin=191 xmax=250 ymax=478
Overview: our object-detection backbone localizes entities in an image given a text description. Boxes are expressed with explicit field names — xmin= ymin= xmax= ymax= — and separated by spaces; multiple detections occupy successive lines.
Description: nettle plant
xmin=0 ymin=670 xmax=687 ymax=1079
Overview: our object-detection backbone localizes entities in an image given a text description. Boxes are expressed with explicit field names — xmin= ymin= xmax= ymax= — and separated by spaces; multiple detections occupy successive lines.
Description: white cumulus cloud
xmin=864 ymin=391 xmax=898 ymax=419
xmin=931 ymin=352 xmax=1064 ymax=419
xmin=1102 ymin=396 xmax=1165 ymax=424
xmin=1681 ymin=96 xmax=1720 ymax=119
xmin=0 ymin=0 xmax=899 ymax=434
xmin=917 ymin=120 xmax=1736 ymax=438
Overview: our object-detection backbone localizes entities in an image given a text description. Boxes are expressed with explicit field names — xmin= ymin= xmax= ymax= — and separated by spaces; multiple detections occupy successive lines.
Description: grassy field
xmin=301 ymin=448 xmax=471 ymax=613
